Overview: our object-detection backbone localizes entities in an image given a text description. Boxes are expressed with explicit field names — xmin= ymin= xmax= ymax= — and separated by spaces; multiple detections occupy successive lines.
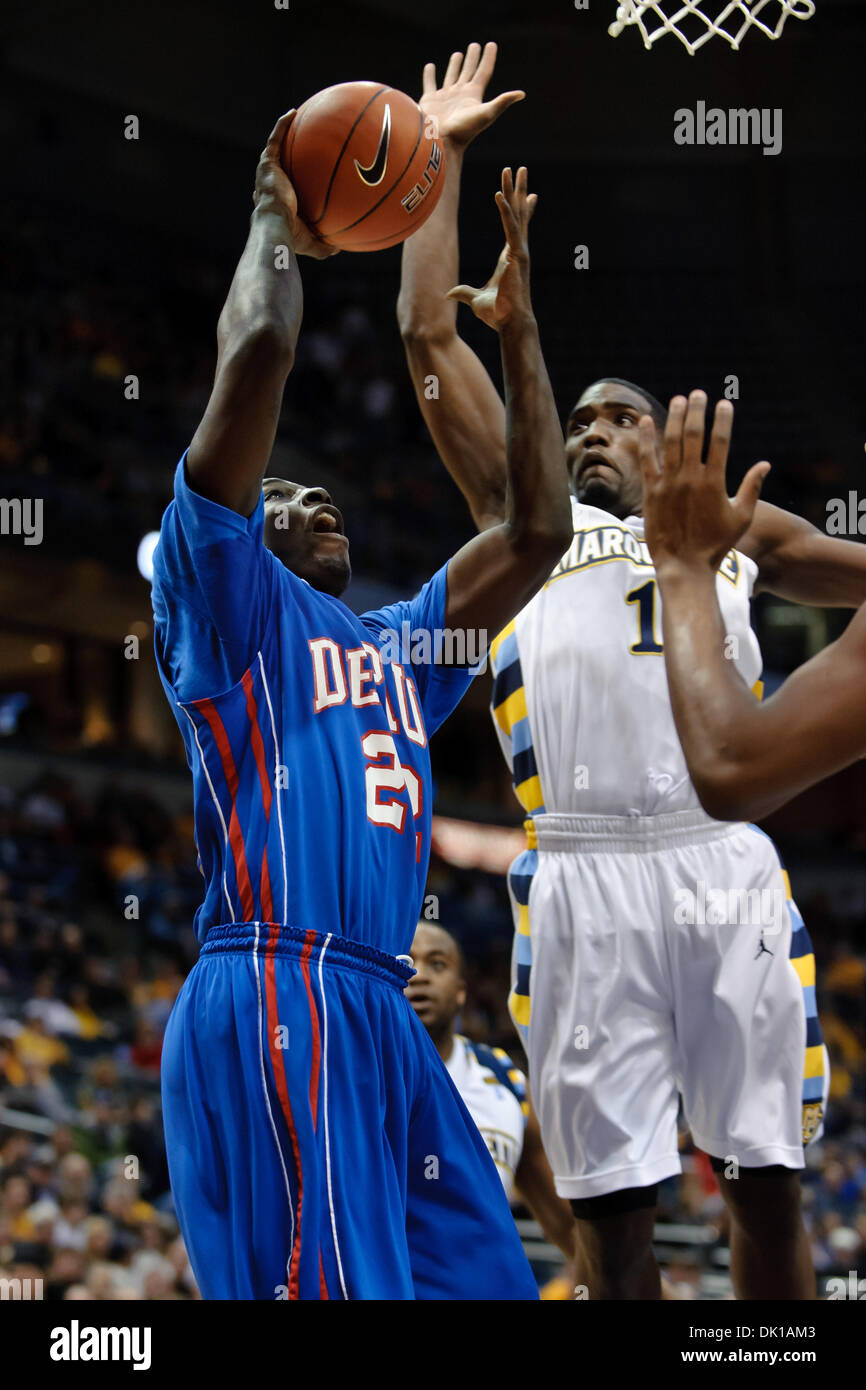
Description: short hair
xmin=414 ymin=920 xmax=467 ymax=980
xmin=582 ymin=377 xmax=669 ymax=429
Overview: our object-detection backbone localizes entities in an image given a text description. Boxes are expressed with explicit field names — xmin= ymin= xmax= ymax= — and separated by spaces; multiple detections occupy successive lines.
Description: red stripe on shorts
xmin=264 ymin=923 xmax=304 ymax=1299
xmin=299 ymin=930 xmax=322 ymax=1128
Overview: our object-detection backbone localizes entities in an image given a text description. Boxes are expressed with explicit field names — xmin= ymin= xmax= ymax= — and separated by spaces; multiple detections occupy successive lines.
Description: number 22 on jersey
xmin=363 ymin=731 xmax=423 ymax=860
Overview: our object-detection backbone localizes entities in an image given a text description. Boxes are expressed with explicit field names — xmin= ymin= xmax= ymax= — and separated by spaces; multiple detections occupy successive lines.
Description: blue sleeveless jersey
xmin=151 ymin=455 xmax=475 ymax=956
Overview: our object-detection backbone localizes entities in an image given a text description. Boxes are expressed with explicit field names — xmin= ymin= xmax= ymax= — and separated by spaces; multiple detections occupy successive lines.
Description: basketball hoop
xmin=609 ymin=1 xmax=815 ymax=54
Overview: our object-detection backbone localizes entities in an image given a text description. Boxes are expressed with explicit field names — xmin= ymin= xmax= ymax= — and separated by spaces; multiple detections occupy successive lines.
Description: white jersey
xmin=489 ymin=497 xmax=763 ymax=819
xmin=444 ymin=1035 xmax=528 ymax=1204
xmin=489 ymin=499 xmax=829 ymax=1194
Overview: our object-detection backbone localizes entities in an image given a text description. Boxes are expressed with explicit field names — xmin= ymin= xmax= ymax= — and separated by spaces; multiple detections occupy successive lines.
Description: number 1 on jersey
xmin=625 ymin=580 xmax=664 ymax=655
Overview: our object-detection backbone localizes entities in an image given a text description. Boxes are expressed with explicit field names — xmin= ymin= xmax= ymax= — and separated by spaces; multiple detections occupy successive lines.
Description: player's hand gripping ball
xmin=281 ymin=81 xmax=446 ymax=251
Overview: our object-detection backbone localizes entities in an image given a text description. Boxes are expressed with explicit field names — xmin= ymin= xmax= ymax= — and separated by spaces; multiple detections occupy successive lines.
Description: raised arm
xmin=443 ymin=168 xmax=572 ymax=636
xmin=641 ymin=392 xmax=866 ymax=821
xmin=740 ymin=500 xmax=866 ymax=607
xmin=187 ymin=110 xmax=337 ymax=517
xmin=397 ymin=43 xmax=523 ymax=531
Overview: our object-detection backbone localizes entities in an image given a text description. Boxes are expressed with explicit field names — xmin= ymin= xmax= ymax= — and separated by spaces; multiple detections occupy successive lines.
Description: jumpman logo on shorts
xmin=755 ymin=932 xmax=774 ymax=960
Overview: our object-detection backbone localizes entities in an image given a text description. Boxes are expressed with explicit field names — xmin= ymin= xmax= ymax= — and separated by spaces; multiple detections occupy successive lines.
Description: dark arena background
xmin=0 ymin=0 xmax=865 ymax=1337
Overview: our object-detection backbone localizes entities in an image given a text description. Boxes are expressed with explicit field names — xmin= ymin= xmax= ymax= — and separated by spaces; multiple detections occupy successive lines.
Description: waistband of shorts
xmin=199 ymin=923 xmax=416 ymax=989
xmin=528 ymin=809 xmax=741 ymax=854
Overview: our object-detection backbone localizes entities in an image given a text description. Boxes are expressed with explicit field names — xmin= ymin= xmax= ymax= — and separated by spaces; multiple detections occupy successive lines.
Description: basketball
xmin=281 ymin=81 xmax=446 ymax=252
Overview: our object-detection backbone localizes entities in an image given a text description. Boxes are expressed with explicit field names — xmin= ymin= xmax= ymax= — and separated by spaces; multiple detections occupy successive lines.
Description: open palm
xmin=448 ymin=167 xmax=537 ymax=331
xmin=419 ymin=41 xmax=524 ymax=148
xmin=639 ymin=392 xmax=771 ymax=573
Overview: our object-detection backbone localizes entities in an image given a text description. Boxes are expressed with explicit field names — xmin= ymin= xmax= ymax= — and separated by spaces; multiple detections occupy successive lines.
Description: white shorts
xmin=507 ymin=810 xmax=829 ymax=1201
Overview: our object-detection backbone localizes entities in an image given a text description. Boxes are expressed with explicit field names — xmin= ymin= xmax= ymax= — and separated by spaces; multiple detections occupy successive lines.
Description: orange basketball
xmin=282 ymin=81 xmax=446 ymax=252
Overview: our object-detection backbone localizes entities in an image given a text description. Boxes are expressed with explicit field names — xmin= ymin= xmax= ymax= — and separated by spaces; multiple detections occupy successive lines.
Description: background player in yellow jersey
xmin=397 ymin=42 xmax=866 ymax=1300
xmin=407 ymin=921 xmax=577 ymax=1261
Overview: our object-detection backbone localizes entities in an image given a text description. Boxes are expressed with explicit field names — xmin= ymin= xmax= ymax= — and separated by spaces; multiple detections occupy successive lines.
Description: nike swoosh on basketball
xmin=354 ymin=104 xmax=391 ymax=187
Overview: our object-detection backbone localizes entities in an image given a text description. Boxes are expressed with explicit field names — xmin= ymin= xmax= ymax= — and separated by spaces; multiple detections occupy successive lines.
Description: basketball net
xmin=609 ymin=1 xmax=815 ymax=54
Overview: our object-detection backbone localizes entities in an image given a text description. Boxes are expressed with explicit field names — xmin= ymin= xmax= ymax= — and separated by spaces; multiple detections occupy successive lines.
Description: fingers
xmin=445 ymin=284 xmax=478 ymax=306
xmin=264 ymin=109 xmax=296 ymax=161
xmin=421 ymin=61 xmax=437 ymax=98
xmin=663 ymin=396 xmax=688 ymax=479
xmin=663 ymin=390 xmax=728 ymax=482
xmin=458 ymin=41 xmax=483 ymax=85
xmin=443 ymin=50 xmax=464 ymax=87
xmin=682 ymin=389 xmax=707 ymax=476
xmin=474 ymin=39 xmax=500 ymax=90
xmin=494 ymin=190 xmax=519 ymax=247
xmin=257 ymin=111 xmax=296 ymax=202
xmin=705 ymin=398 xmax=734 ymax=481
xmin=484 ymin=89 xmax=526 ymax=121
xmin=637 ymin=415 xmax=662 ymax=489
xmin=733 ymin=461 xmax=771 ymax=524
xmin=287 ymin=203 xmax=341 ymax=258
xmin=441 ymin=40 xmax=504 ymax=93
xmin=513 ymin=166 xmax=530 ymax=235
xmin=495 ymin=167 xmax=533 ymax=245
xmin=303 ymin=236 xmax=342 ymax=261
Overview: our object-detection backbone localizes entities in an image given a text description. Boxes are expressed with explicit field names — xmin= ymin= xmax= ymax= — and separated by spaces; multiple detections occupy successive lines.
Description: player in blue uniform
xmin=151 ymin=109 xmax=572 ymax=1300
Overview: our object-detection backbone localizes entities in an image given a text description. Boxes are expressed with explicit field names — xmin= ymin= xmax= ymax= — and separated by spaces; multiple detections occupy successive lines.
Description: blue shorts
xmin=161 ymin=923 xmax=539 ymax=1300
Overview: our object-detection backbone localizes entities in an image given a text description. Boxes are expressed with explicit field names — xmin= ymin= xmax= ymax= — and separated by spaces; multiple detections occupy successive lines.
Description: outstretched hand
xmin=253 ymin=111 xmax=340 ymax=260
xmin=447 ymin=167 xmax=537 ymax=332
xmin=639 ymin=391 xmax=770 ymax=574
xmin=418 ymin=41 xmax=524 ymax=149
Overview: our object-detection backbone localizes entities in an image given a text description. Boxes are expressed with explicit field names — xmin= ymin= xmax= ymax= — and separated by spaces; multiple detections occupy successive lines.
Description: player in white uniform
xmin=396 ymin=44 xmax=866 ymax=1298
xmin=407 ymin=922 xmax=576 ymax=1253
xmin=487 ymin=415 xmax=828 ymax=1189
xmin=445 ymin=1034 xmax=526 ymax=1202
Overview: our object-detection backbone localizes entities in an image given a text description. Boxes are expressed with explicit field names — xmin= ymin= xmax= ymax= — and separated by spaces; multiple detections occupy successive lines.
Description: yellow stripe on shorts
xmin=804 ymin=1045 xmax=825 ymax=1080
xmin=509 ymin=991 xmax=531 ymax=1027
xmin=514 ymin=773 xmax=544 ymax=815
xmin=493 ymin=685 xmax=527 ymax=736
xmin=490 ymin=620 xmax=516 ymax=667
xmin=791 ymin=954 xmax=816 ymax=988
